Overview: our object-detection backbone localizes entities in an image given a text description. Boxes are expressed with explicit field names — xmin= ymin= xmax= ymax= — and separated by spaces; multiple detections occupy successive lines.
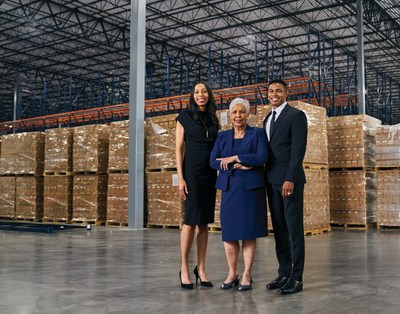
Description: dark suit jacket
xmin=210 ymin=125 xmax=268 ymax=191
xmin=263 ymin=104 xmax=308 ymax=185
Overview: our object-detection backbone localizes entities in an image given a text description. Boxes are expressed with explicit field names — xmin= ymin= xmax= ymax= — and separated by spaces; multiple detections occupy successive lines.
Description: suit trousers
xmin=267 ymin=183 xmax=305 ymax=281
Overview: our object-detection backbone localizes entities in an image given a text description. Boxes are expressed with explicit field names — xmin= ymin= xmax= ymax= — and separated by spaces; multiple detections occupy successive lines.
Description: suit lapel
xmin=270 ymin=105 xmax=290 ymax=140
xmin=238 ymin=125 xmax=253 ymax=153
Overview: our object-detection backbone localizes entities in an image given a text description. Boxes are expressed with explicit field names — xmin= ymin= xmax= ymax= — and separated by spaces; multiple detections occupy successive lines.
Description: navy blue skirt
xmin=220 ymin=171 xmax=268 ymax=241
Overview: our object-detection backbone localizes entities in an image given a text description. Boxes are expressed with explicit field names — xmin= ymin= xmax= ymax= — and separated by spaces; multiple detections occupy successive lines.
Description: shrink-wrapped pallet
xmin=108 ymin=120 xmax=129 ymax=171
xmin=146 ymin=171 xmax=181 ymax=227
xmin=73 ymin=125 xmax=110 ymax=173
xmin=72 ymin=174 xmax=108 ymax=223
xmin=145 ymin=114 xmax=177 ymax=170
xmin=44 ymin=128 xmax=73 ymax=174
xmin=377 ymin=170 xmax=400 ymax=228
xmin=15 ymin=176 xmax=44 ymax=221
xmin=0 ymin=176 xmax=16 ymax=218
xmin=0 ymin=132 xmax=45 ymax=175
xmin=329 ymin=170 xmax=376 ymax=226
xmin=43 ymin=176 xmax=73 ymax=222
xmin=107 ymin=173 xmax=129 ymax=225
xmin=327 ymin=115 xmax=381 ymax=168
xmin=375 ymin=124 xmax=400 ymax=168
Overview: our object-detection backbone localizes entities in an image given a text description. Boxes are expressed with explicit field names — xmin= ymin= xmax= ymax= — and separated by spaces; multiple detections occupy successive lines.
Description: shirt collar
xmin=272 ymin=101 xmax=287 ymax=116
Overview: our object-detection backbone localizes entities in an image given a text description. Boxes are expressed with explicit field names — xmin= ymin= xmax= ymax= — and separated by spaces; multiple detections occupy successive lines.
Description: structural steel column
xmin=128 ymin=0 xmax=146 ymax=229
xmin=357 ymin=0 xmax=366 ymax=114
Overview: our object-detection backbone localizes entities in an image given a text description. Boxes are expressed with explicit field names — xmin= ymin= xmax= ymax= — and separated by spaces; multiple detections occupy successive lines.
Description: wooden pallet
xmin=146 ymin=223 xmax=180 ymax=230
xmin=330 ymin=222 xmax=375 ymax=230
xmin=208 ymin=226 xmax=222 ymax=233
xmin=71 ymin=219 xmax=106 ymax=226
xmin=106 ymin=221 xmax=128 ymax=227
xmin=107 ymin=169 xmax=129 ymax=174
xmin=376 ymin=225 xmax=400 ymax=231
xmin=303 ymin=163 xmax=329 ymax=170
xmin=304 ymin=227 xmax=331 ymax=236
xmin=44 ymin=171 xmax=72 ymax=176
xmin=42 ymin=218 xmax=71 ymax=224
xmin=145 ymin=167 xmax=177 ymax=173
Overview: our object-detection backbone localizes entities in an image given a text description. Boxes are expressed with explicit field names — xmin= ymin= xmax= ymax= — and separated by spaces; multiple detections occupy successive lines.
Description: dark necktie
xmin=269 ymin=110 xmax=276 ymax=141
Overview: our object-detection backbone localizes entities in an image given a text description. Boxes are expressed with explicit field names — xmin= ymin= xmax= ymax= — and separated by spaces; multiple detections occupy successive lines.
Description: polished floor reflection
xmin=0 ymin=226 xmax=399 ymax=314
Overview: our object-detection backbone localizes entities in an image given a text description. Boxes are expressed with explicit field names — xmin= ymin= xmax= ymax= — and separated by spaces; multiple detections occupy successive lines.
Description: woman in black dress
xmin=176 ymin=82 xmax=220 ymax=289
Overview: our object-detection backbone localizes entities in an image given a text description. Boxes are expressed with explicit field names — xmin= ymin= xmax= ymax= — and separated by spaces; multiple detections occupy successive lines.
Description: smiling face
xmin=268 ymin=82 xmax=288 ymax=109
xmin=193 ymin=83 xmax=209 ymax=111
xmin=229 ymin=103 xmax=249 ymax=129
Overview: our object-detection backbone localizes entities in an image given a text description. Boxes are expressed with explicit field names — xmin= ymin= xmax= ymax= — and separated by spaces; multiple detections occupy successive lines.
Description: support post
xmin=127 ymin=0 xmax=146 ymax=229
xmin=357 ymin=0 xmax=366 ymax=114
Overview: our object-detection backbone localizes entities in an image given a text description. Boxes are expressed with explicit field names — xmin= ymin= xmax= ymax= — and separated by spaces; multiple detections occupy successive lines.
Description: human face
xmin=268 ymin=83 xmax=288 ymax=109
xmin=193 ymin=83 xmax=209 ymax=111
xmin=229 ymin=103 xmax=248 ymax=129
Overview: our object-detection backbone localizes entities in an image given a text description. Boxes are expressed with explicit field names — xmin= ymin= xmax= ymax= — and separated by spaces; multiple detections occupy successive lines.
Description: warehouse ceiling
xmin=0 ymin=0 xmax=400 ymax=126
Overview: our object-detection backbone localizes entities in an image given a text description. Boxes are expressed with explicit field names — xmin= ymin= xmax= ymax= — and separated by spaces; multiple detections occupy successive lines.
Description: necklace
xmin=198 ymin=115 xmax=209 ymax=138
xmin=235 ymin=130 xmax=246 ymax=139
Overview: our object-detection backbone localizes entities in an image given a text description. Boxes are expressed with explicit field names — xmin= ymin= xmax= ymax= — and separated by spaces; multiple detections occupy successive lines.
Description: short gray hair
xmin=229 ymin=97 xmax=250 ymax=113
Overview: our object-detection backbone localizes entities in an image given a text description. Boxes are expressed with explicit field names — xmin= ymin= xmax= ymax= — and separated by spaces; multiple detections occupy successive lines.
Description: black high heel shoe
xmin=238 ymin=277 xmax=253 ymax=291
xmin=179 ymin=271 xmax=193 ymax=290
xmin=220 ymin=275 xmax=240 ymax=289
xmin=193 ymin=266 xmax=213 ymax=287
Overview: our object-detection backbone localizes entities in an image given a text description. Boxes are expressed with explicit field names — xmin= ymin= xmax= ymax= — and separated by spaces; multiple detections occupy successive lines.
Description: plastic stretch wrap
xmin=43 ymin=176 xmax=73 ymax=222
xmin=108 ymin=120 xmax=129 ymax=171
xmin=0 ymin=132 xmax=45 ymax=175
xmin=377 ymin=170 xmax=400 ymax=227
xmin=376 ymin=123 xmax=400 ymax=167
xmin=107 ymin=173 xmax=129 ymax=224
xmin=73 ymin=124 xmax=110 ymax=173
xmin=146 ymin=171 xmax=182 ymax=226
xmin=15 ymin=176 xmax=44 ymax=221
xmin=0 ymin=176 xmax=16 ymax=218
xmin=329 ymin=170 xmax=377 ymax=224
xmin=145 ymin=114 xmax=178 ymax=170
xmin=72 ymin=174 xmax=108 ymax=222
xmin=44 ymin=128 xmax=73 ymax=173
xmin=327 ymin=115 xmax=382 ymax=168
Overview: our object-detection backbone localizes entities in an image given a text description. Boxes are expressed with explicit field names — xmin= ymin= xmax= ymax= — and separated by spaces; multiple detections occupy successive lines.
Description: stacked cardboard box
xmin=108 ymin=120 xmax=129 ymax=171
xmin=0 ymin=176 xmax=15 ymax=218
xmin=375 ymin=124 xmax=400 ymax=167
xmin=106 ymin=120 xmax=130 ymax=225
xmin=72 ymin=125 xmax=110 ymax=223
xmin=43 ymin=176 xmax=73 ymax=222
xmin=44 ymin=128 xmax=73 ymax=174
xmin=0 ymin=132 xmax=45 ymax=175
xmin=145 ymin=114 xmax=177 ymax=170
xmin=146 ymin=171 xmax=181 ymax=227
xmin=43 ymin=128 xmax=74 ymax=222
xmin=107 ymin=173 xmax=129 ymax=225
xmin=304 ymin=169 xmax=330 ymax=231
xmin=15 ymin=176 xmax=44 ymax=221
xmin=328 ymin=115 xmax=381 ymax=227
xmin=72 ymin=174 xmax=108 ymax=223
xmin=376 ymin=124 xmax=400 ymax=228
xmin=329 ymin=170 xmax=377 ymax=225
xmin=327 ymin=115 xmax=381 ymax=168
xmin=376 ymin=170 xmax=400 ymax=227
xmin=73 ymin=124 xmax=110 ymax=173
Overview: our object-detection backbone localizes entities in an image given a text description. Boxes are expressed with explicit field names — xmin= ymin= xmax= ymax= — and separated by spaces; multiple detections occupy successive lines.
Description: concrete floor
xmin=0 ymin=225 xmax=399 ymax=314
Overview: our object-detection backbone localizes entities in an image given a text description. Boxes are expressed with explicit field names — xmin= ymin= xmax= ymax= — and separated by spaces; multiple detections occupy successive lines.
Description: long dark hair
xmin=189 ymin=82 xmax=220 ymax=129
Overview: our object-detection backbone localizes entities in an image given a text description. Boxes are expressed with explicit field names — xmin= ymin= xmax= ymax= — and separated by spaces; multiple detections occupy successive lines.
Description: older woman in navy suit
xmin=210 ymin=97 xmax=268 ymax=291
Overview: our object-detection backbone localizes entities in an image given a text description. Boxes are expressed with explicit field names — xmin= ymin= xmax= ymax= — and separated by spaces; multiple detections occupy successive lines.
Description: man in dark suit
xmin=263 ymin=79 xmax=308 ymax=295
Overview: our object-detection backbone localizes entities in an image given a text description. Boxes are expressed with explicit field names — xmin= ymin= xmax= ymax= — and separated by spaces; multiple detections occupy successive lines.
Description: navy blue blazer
xmin=263 ymin=104 xmax=308 ymax=185
xmin=210 ymin=125 xmax=268 ymax=191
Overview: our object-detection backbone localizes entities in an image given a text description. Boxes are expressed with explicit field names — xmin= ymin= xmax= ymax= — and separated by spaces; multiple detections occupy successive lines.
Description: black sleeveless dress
xmin=177 ymin=109 xmax=218 ymax=225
